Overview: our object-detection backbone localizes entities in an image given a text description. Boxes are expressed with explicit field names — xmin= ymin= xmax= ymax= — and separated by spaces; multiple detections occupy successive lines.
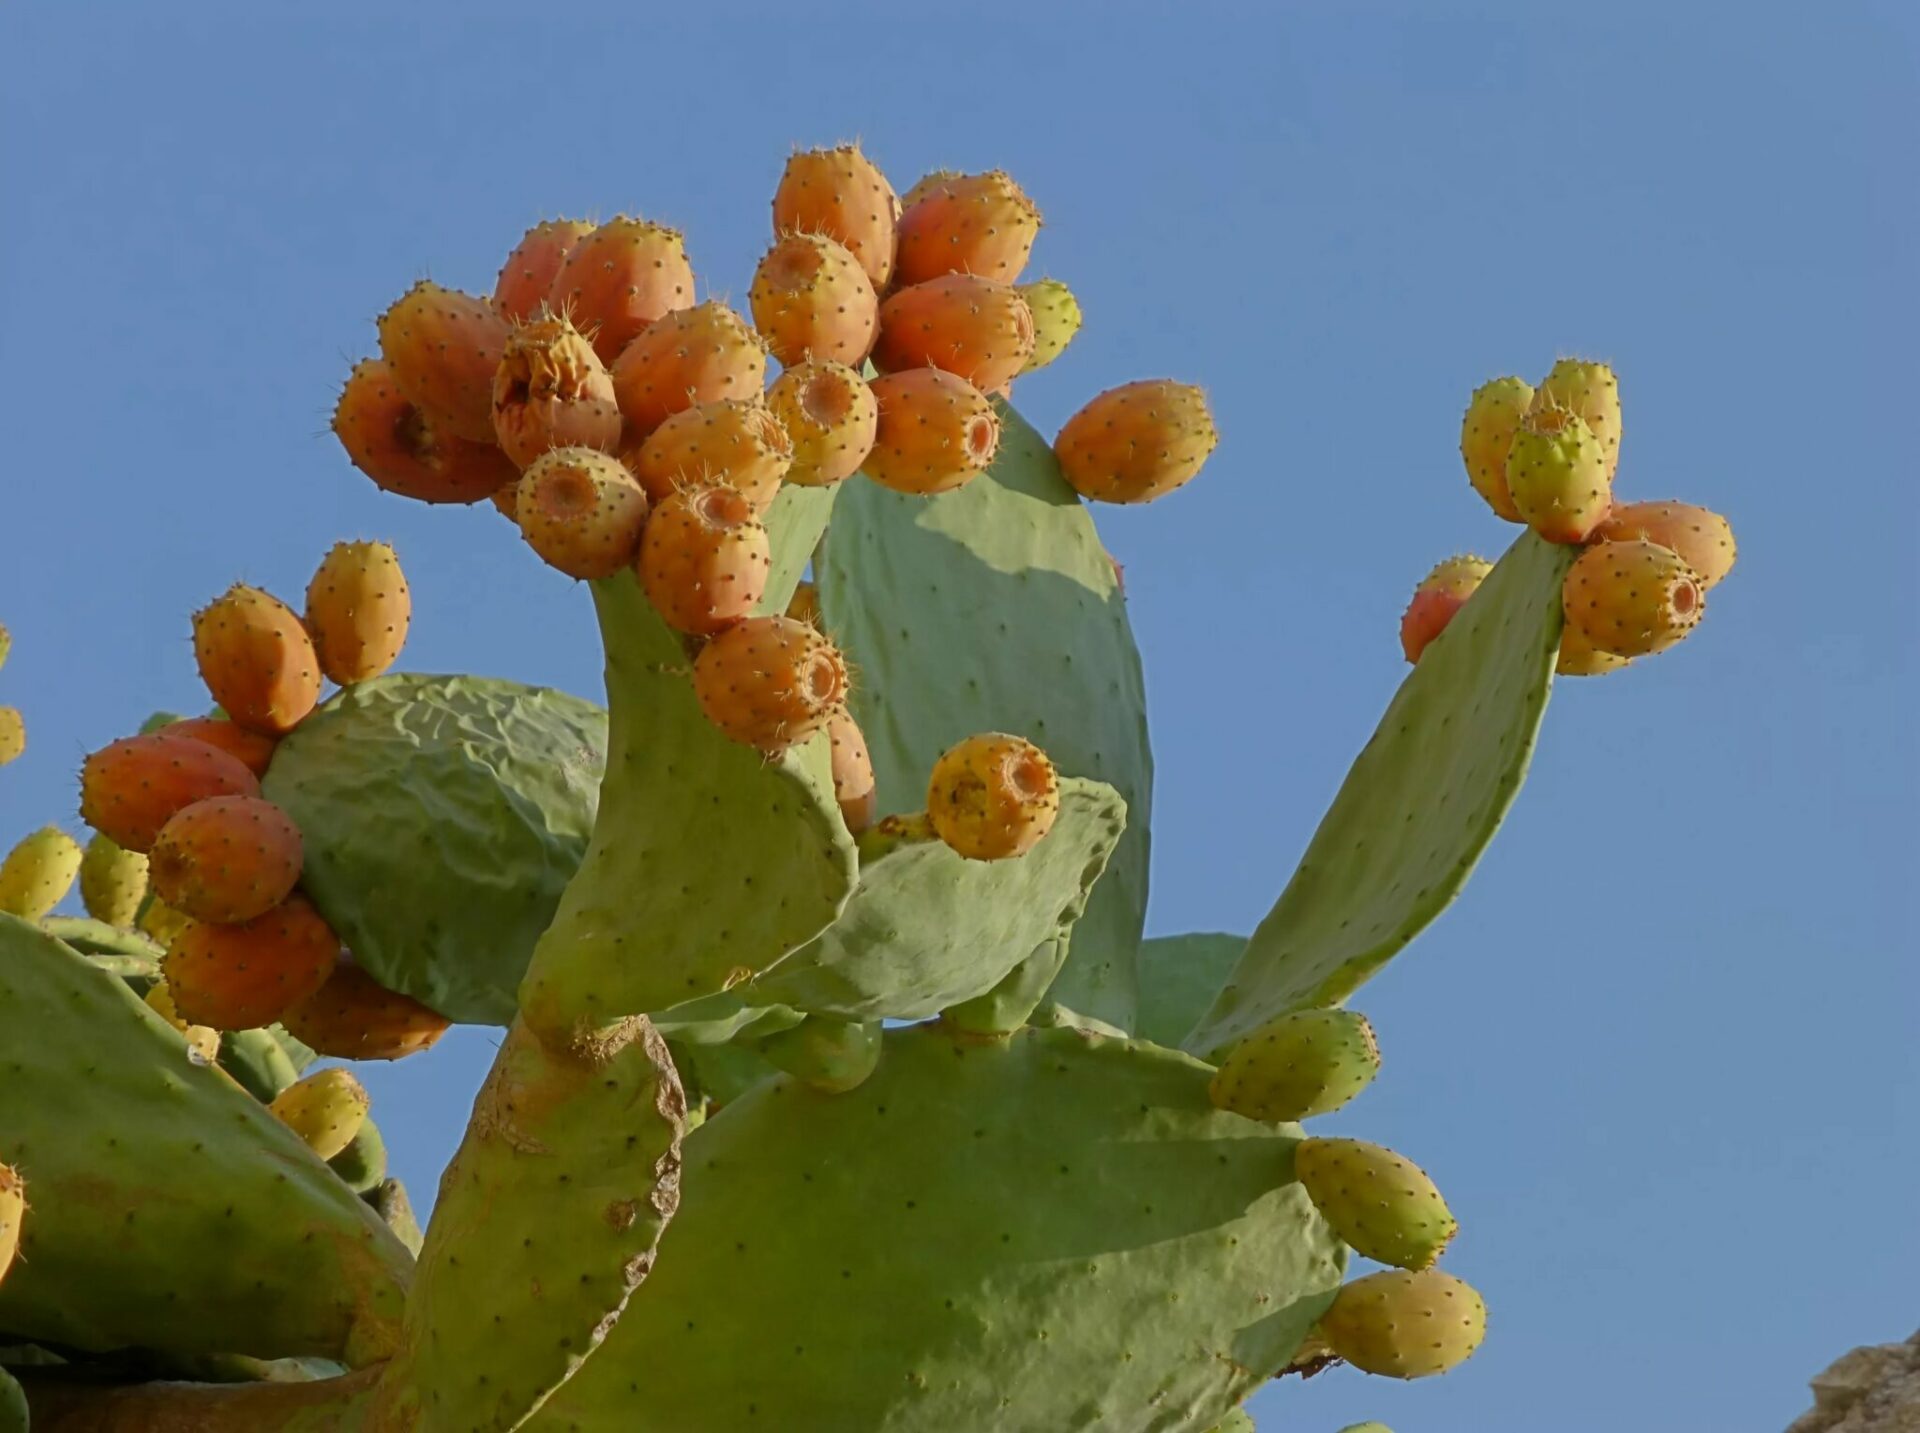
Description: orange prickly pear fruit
xmin=1054 ymin=380 xmax=1218 ymax=504
xmin=1505 ymin=405 xmax=1611 ymax=543
xmin=490 ymin=310 xmax=623 ymax=469
xmin=80 ymin=733 xmax=261 ymax=854
xmin=786 ymin=580 xmax=821 ymax=626
xmin=0 ymin=826 xmax=83 ymax=921
xmin=304 ymin=540 xmax=411 ymax=686
xmin=149 ymin=795 xmax=303 ymax=925
xmin=767 ymin=361 xmax=877 ymax=488
xmin=334 ymin=358 xmax=519 ymax=505
xmin=546 ymin=217 xmax=695 ymax=365
xmin=1316 ymin=1269 xmax=1487 ymax=1379
xmin=611 ymin=301 xmax=769 ymax=442
xmin=268 ymin=1068 xmax=371 ymax=1162
xmin=691 ymin=615 xmax=849 ymax=755
xmin=1 ymin=1163 xmax=24 ymax=1286
xmin=864 ymin=368 xmax=1000 ymax=495
xmin=1531 ymin=357 xmax=1622 ymax=480
xmin=637 ymin=481 xmax=772 ymax=636
xmin=894 ymin=170 xmax=1042 ymax=287
xmin=163 ymin=716 xmax=279 ymax=779
xmin=1016 ymin=278 xmax=1082 ymax=373
xmin=826 ymin=707 xmax=877 ymax=834
xmin=163 ymin=893 xmax=342 ymax=1031
xmin=514 ymin=447 xmax=652 ymax=580
xmin=772 ymin=144 xmax=900 ymax=290
xmin=874 ymin=275 xmax=1036 ymax=394
xmin=1556 ymin=621 xmax=1630 ymax=678
xmin=926 ymin=733 xmax=1059 ymax=861
xmin=624 ymin=397 xmax=792 ymax=512
xmin=192 ymin=585 xmax=321 ymax=736
xmin=376 ymin=281 xmax=510 ymax=443
xmin=281 ymin=955 xmax=450 ymax=1061
xmin=1563 ymin=538 xmax=1704 ymax=658
xmin=143 ymin=979 xmax=222 ymax=1063
xmin=899 ymin=169 xmax=960 ymax=211
xmin=1399 ymin=555 xmax=1493 ymax=664
xmin=0 ymin=707 xmax=21 ymax=767
xmin=750 ymin=232 xmax=880 ymax=368
xmin=1593 ymin=500 xmax=1737 ymax=590
xmin=1459 ymin=376 xmax=1532 ymax=523
xmin=493 ymin=218 xmax=595 ymax=322
xmin=79 ymin=832 xmax=149 ymax=928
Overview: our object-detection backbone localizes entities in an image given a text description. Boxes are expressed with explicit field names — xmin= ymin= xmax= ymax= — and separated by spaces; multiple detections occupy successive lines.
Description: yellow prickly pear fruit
xmin=79 ymin=832 xmax=149 ymax=928
xmin=143 ymin=980 xmax=222 ymax=1063
xmin=1459 ymin=376 xmax=1532 ymax=523
xmin=926 ymin=733 xmax=1059 ymax=861
xmin=1531 ymin=357 xmax=1621 ymax=480
xmin=0 ymin=1162 xmax=24 ymax=1287
xmin=1399 ymin=555 xmax=1493 ymax=665
xmin=305 ymin=540 xmax=412 ymax=687
xmin=1316 ymin=1269 xmax=1486 ymax=1378
xmin=1294 ymin=1137 xmax=1458 ymax=1271
xmin=1556 ymin=622 xmax=1630 ymax=678
xmin=1504 ymin=406 xmax=1611 ymax=544
xmin=268 ymin=1068 xmax=371 ymax=1162
xmin=0 ymin=706 xmax=22 ymax=767
xmin=0 ymin=621 xmax=9 ymax=673
xmin=1593 ymin=500 xmax=1737 ymax=590
xmin=1563 ymin=539 xmax=1704 ymax=658
xmin=767 ymin=361 xmax=878 ymax=488
xmin=138 ymin=894 xmax=191 ymax=947
xmin=0 ymin=826 xmax=83 ymax=921
xmin=1054 ymin=380 xmax=1218 ymax=505
xmin=1209 ymin=1009 xmax=1381 ymax=1122
xmin=1016 ymin=278 xmax=1082 ymax=372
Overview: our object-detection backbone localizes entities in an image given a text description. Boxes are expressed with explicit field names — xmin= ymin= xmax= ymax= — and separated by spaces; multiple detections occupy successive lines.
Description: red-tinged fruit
xmin=304 ymin=540 xmax=411 ymax=686
xmin=1594 ymin=500 xmax=1737 ymax=590
xmin=376 ymin=281 xmax=509 ymax=443
xmin=1460 ymin=376 xmax=1532 ymax=523
xmin=692 ymin=615 xmax=849 ymax=755
xmin=162 ymin=716 xmax=278 ymax=780
xmin=1532 ymin=357 xmax=1622 ymax=480
xmin=282 ymin=954 xmax=451 ymax=1061
xmin=515 ymin=447 xmax=651 ymax=580
xmin=894 ymin=170 xmax=1042 ymax=286
xmin=638 ymin=481 xmax=772 ymax=635
xmin=625 ymin=397 xmax=792 ymax=511
xmin=163 ymin=893 xmax=342 ymax=1031
xmin=827 ymin=707 xmax=877 ymax=834
xmin=750 ymin=232 xmax=879 ymax=368
xmin=926 ymin=732 xmax=1059 ymax=861
xmin=192 ymin=585 xmax=321 ymax=736
xmin=767 ymin=361 xmax=877 ymax=487
xmin=773 ymin=144 xmax=899 ymax=289
xmin=865 ymin=368 xmax=1000 ymax=495
xmin=149 ymin=795 xmax=304 ymax=925
xmin=546 ymin=217 xmax=695 ymax=365
xmin=333 ymin=358 xmax=518 ymax=505
xmin=1400 ymin=555 xmax=1493 ymax=664
xmin=494 ymin=219 xmax=595 ymax=321
xmin=611 ymin=301 xmax=768 ymax=442
xmin=874 ymin=274 xmax=1036 ymax=393
xmin=491 ymin=310 xmax=622 ymax=469
xmin=1563 ymin=538 xmax=1704 ymax=658
xmin=1054 ymin=379 xmax=1218 ymax=504
xmin=80 ymin=733 xmax=262 ymax=854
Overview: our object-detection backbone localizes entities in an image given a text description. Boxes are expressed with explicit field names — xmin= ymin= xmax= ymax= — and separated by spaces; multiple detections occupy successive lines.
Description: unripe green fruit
xmin=1295 ymin=1137 xmax=1457 ymax=1270
xmin=1209 ymin=1009 xmax=1380 ymax=1121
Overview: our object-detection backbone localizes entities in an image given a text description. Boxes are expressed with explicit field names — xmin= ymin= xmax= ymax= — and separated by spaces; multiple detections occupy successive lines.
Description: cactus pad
xmin=1134 ymin=931 xmax=1249 ymax=1049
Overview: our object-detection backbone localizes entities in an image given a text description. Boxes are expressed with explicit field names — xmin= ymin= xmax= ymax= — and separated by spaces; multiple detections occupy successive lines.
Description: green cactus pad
xmin=218 ymin=1024 xmax=315 ymax=1102
xmin=817 ymin=398 xmax=1154 ymax=1028
xmin=672 ymin=1036 xmax=780 ymax=1111
xmin=1135 ymin=931 xmax=1249 ymax=1050
xmin=0 ymin=914 xmax=412 ymax=1366
xmin=517 ymin=573 xmax=857 ymax=1037
xmin=1186 ymin=531 xmax=1571 ymax=1060
xmin=35 ymin=915 xmax=160 ymax=964
xmin=756 ymin=481 xmax=838 ymax=617
xmin=262 ymin=672 xmax=607 ymax=1026
xmin=1205 ymin=1412 xmax=1255 ymax=1433
xmin=368 ymin=1179 xmax=423 ymax=1258
xmin=329 ymin=1116 xmax=388 ymax=1194
xmin=0 ymin=1367 xmax=23 ymax=1433
xmin=537 ymin=1022 xmax=1343 ymax=1432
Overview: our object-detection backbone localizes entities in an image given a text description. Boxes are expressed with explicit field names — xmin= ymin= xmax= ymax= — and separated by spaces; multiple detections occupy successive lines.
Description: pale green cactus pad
xmin=1186 ymin=532 xmax=1572 ymax=1060
xmin=0 ymin=915 xmax=413 ymax=1366
xmin=817 ymin=399 xmax=1154 ymax=1029
xmin=536 ymin=1022 xmax=1343 ymax=1432
xmin=36 ymin=916 xmax=159 ymax=964
xmin=756 ymin=481 xmax=838 ymax=616
xmin=263 ymin=672 xmax=607 ymax=1026
xmin=1206 ymin=1410 xmax=1256 ymax=1433
xmin=1135 ymin=931 xmax=1249 ymax=1050
xmin=218 ymin=1023 xmax=315 ymax=1102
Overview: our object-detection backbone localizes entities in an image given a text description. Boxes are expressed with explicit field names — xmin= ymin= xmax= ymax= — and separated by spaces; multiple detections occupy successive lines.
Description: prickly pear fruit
xmin=1556 ymin=622 xmax=1630 ymax=678
xmin=894 ymin=170 xmax=1042 ymax=286
xmin=1016 ymin=278 xmax=1082 ymax=372
xmin=138 ymin=895 xmax=191 ymax=947
xmin=376 ymin=281 xmax=510 ymax=443
xmin=149 ymin=795 xmax=304 ymax=925
xmin=281 ymin=955 xmax=450 ymax=1061
xmin=1399 ymin=555 xmax=1493 ymax=664
xmin=333 ymin=358 xmax=519 ymax=505
xmin=79 ymin=732 xmax=261 ymax=853
xmin=0 ymin=621 xmax=9 ymax=673
xmin=1459 ymin=376 xmax=1532 ymax=523
xmin=1593 ymin=500 xmax=1737 ymax=589
xmin=766 ymin=360 xmax=877 ymax=487
xmin=490 ymin=311 xmax=623 ymax=469
xmin=1337 ymin=1423 xmax=1394 ymax=1432
xmin=826 ymin=707 xmax=877 ymax=834
xmin=1316 ymin=1268 xmax=1486 ymax=1379
xmin=268 ymin=1068 xmax=371 ymax=1163
xmin=750 ymin=232 xmax=880 ymax=368
xmin=773 ymin=144 xmax=899 ymax=290
xmin=1505 ymin=407 xmax=1610 ymax=543
xmin=163 ymin=893 xmax=341 ymax=1031
xmin=1532 ymin=357 xmax=1621 ymax=479
xmin=192 ymin=586 xmax=322 ymax=737
xmin=625 ymin=397 xmax=793 ymax=511
xmin=926 ymin=733 xmax=1060 ymax=861
xmin=864 ymin=368 xmax=1000 ymax=495
xmin=1055 ymin=379 xmax=1218 ymax=504
xmin=493 ymin=218 xmax=595 ymax=322
xmin=0 ymin=826 xmax=83 ymax=920
xmin=1208 ymin=1009 xmax=1381 ymax=1122
xmin=143 ymin=979 xmax=222 ymax=1062
xmin=304 ymin=540 xmax=411 ymax=687
xmin=1563 ymin=538 xmax=1705 ymax=658
xmin=1295 ymin=1137 xmax=1457 ymax=1270
xmin=638 ymin=481 xmax=773 ymax=635
xmin=162 ymin=716 xmax=278 ymax=779
xmin=786 ymin=580 xmax=821 ymax=626
xmin=691 ymin=615 xmax=849 ymax=755
xmin=546 ymin=217 xmax=695 ymax=365
xmin=79 ymin=832 xmax=149 ymax=928
xmin=899 ymin=169 xmax=960 ymax=211
xmin=874 ymin=275 xmax=1037 ymax=394
xmin=611 ymin=301 xmax=769 ymax=442
xmin=515 ymin=447 xmax=652 ymax=580
xmin=754 ymin=1017 xmax=883 ymax=1093
xmin=0 ymin=707 xmax=21 ymax=767
xmin=0 ymin=1163 xmax=22 ymax=1286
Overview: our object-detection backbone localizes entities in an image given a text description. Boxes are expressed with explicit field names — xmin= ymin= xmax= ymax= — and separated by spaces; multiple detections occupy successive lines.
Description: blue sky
xmin=2 ymin=5 xmax=1914 ymax=1429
